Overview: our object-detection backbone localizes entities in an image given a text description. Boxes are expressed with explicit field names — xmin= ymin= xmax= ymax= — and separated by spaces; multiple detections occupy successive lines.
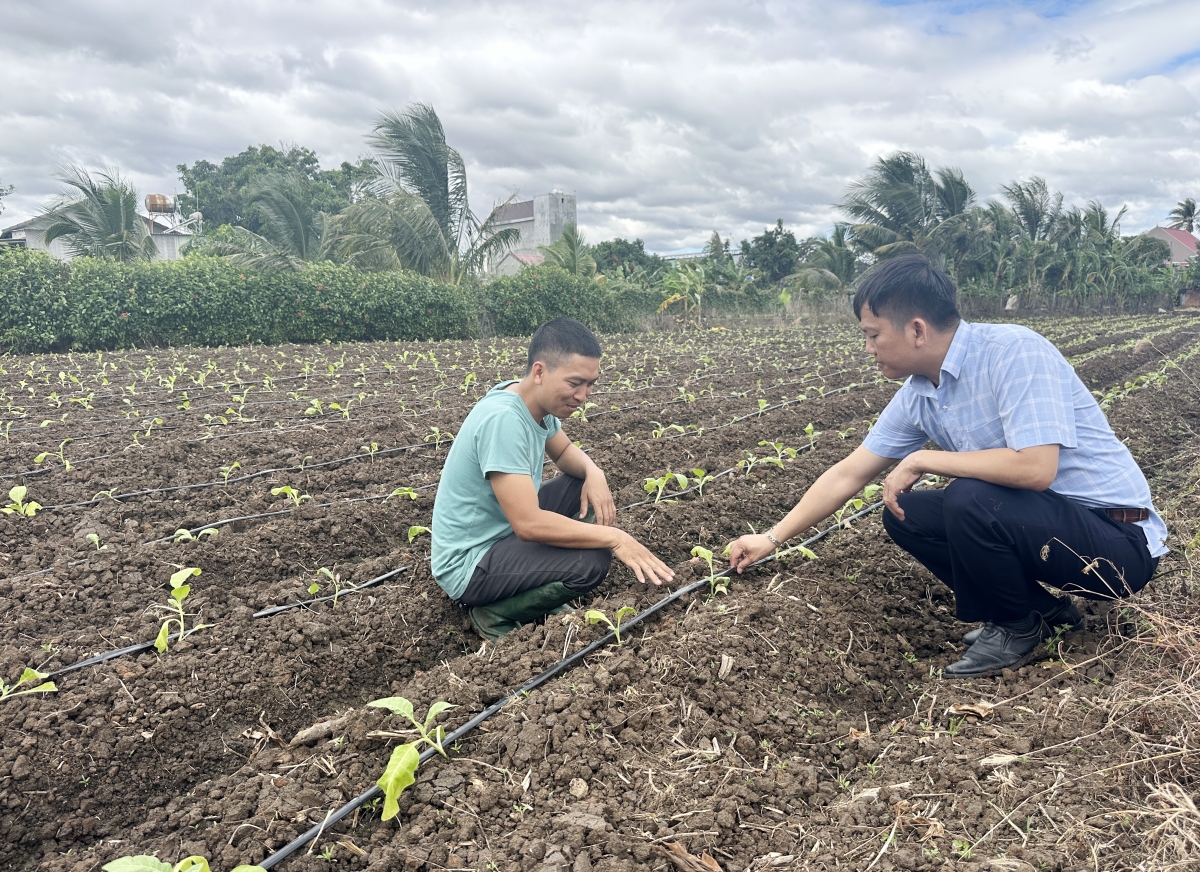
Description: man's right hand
xmin=727 ymin=533 xmax=776 ymax=574
xmin=611 ymin=531 xmax=675 ymax=586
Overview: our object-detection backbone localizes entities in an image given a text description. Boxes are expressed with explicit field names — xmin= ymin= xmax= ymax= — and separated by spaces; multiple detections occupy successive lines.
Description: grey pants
xmin=456 ymin=474 xmax=613 ymax=607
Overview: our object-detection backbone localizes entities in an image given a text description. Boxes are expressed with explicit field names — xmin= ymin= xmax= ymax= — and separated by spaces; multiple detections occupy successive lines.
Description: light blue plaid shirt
xmin=863 ymin=321 xmax=1167 ymax=557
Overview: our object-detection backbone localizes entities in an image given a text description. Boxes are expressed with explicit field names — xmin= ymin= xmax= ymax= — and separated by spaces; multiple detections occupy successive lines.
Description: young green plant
xmin=34 ymin=438 xmax=73 ymax=471
xmin=585 ymin=606 xmax=637 ymax=644
xmin=367 ymin=697 xmax=458 ymax=820
xmin=271 ymin=485 xmax=311 ymax=507
xmin=307 ymin=566 xmax=344 ymax=605
xmin=3 ymin=485 xmax=42 ymax=517
xmin=154 ymin=567 xmax=210 ymax=654
xmin=643 ymin=472 xmax=687 ymax=503
xmin=0 ymin=667 xmax=57 ymax=702
xmin=102 ymin=855 xmax=266 ymax=872
xmin=407 ymin=525 xmax=430 ymax=542
xmin=691 ymin=545 xmax=727 ymax=595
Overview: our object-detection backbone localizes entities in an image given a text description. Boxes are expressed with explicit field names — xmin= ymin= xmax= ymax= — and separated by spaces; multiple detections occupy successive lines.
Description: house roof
xmin=1156 ymin=226 xmax=1199 ymax=254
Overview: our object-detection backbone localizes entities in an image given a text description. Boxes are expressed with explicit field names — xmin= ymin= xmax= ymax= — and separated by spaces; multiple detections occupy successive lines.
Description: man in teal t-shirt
xmin=432 ymin=318 xmax=675 ymax=642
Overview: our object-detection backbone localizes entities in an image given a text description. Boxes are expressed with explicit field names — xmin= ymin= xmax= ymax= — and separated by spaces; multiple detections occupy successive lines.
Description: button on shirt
xmin=862 ymin=321 xmax=1168 ymax=558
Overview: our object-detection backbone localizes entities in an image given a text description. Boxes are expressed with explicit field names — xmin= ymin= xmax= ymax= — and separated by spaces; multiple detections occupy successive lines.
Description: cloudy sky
xmin=2 ymin=0 xmax=1199 ymax=252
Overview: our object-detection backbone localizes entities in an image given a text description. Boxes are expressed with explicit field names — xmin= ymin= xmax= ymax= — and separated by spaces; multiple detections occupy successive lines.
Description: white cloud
xmin=1 ymin=0 xmax=1198 ymax=250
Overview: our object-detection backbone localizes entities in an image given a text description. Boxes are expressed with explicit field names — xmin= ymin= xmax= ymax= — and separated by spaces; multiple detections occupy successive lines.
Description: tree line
xmin=9 ymin=104 xmax=1198 ymax=318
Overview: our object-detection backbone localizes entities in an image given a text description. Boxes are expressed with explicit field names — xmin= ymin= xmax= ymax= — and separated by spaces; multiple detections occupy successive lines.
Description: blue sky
xmin=1 ymin=0 xmax=1198 ymax=252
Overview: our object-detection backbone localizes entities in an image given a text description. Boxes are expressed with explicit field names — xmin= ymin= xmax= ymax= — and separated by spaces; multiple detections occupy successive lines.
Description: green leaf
xmin=369 ymin=696 xmax=415 ymax=722
xmin=615 ymin=606 xmax=637 ymax=623
xmin=308 ymin=582 xmax=320 ymax=595
xmin=229 ymin=867 xmax=268 ymax=872
xmin=424 ymin=701 xmax=457 ymax=729
xmin=24 ymin=681 xmax=56 ymax=695
xmin=34 ymin=453 xmax=48 ymax=464
xmin=690 ymin=546 xmax=714 ymax=563
xmin=377 ymin=742 xmax=421 ymax=821
xmin=795 ymin=545 xmax=818 ymax=560
xmin=154 ymin=623 xmax=171 ymax=654
xmin=407 ymin=525 xmax=430 ymax=543
xmin=18 ymin=667 xmax=47 ymax=685
xmin=672 ymin=473 xmax=688 ymax=489
xmin=102 ymin=856 xmax=173 ymax=872
xmin=169 ymin=567 xmax=200 ymax=588
xmin=9 ymin=485 xmax=26 ymax=503
xmin=173 ymin=858 xmax=212 ymax=872
xmin=584 ymin=609 xmax=610 ymax=628
xmin=171 ymin=585 xmax=190 ymax=603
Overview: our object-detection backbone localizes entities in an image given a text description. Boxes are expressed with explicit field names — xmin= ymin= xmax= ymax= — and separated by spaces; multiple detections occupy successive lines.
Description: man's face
xmin=532 ymin=354 xmax=600 ymax=417
xmin=859 ymin=306 xmax=917 ymax=380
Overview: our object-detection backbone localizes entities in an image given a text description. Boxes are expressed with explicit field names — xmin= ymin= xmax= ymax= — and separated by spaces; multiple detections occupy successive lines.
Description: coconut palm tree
xmin=839 ymin=152 xmax=975 ymax=260
xmin=339 ymin=103 xmax=518 ymax=283
xmin=538 ymin=223 xmax=596 ymax=277
xmin=40 ymin=166 xmax=158 ymax=262
xmin=206 ymin=169 xmax=337 ymax=271
xmin=1167 ymin=198 xmax=1196 ymax=234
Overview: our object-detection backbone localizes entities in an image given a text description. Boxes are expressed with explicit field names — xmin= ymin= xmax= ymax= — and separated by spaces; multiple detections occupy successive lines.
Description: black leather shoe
xmin=945 ymin=616 xmax=1048 ymax=679
xmin=962 ymin=595 xmax=1083 ymax=645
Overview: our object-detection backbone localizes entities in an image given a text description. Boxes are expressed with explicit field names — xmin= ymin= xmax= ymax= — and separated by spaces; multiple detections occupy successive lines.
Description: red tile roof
xmin=1159 ymin=227 xmax=1199 ymax=254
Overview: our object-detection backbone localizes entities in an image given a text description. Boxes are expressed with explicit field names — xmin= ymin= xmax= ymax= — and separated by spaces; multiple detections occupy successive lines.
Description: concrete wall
xmin=13 ymin=226 xmax=189 ymax=261
xmin=531 ymin=193 xmax=575 ymax=250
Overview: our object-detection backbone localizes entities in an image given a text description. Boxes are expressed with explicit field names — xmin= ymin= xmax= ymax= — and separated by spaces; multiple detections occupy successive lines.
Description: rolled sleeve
xmin=862 ymin=389 xmax=928 ymax=459
xmin=994 ymin=340 xmax=1077 ymax=451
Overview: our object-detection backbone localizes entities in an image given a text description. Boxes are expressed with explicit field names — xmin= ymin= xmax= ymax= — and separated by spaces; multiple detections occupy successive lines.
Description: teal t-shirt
xmin=430 ymin=382 xmax=562 ymax=599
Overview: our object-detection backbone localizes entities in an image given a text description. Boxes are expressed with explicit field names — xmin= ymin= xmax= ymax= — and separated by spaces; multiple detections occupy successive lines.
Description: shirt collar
xmin=907 ymin=320 xmax=971 ymax=397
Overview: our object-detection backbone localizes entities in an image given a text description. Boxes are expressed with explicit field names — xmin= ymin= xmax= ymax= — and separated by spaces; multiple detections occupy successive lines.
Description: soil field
xmin=2 ymin=314 xmax=1199 ymax=872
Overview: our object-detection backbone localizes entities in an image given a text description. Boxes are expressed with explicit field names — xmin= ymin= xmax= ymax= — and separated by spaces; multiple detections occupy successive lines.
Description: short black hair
xmin=527 ymin=318 xmax=602 ymax=372
xmin=852 ymin=253 xmax=960 ymax=332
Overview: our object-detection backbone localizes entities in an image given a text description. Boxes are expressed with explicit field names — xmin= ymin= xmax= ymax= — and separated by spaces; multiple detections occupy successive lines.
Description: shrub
xmin=0 ymin=247 xmax=70 ymax=352
xmin=481 ymin=265 xmax=638 ymax=336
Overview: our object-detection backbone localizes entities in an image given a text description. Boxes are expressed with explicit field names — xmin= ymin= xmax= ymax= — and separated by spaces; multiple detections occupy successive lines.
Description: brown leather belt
xmin=1104 ymin=507 xmax=1149 ymax=523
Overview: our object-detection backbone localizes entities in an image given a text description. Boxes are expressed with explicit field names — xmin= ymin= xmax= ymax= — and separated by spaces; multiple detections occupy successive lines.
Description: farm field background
xmin=1 ymin=313 xmax=1199 ymax=872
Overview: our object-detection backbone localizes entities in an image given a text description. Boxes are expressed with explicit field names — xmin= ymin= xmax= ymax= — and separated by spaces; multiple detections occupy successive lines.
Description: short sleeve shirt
xmin=431 ymin=382 xmax=562 ymax=599
xmin=862 ymin=321 xmax=1167 ymax=558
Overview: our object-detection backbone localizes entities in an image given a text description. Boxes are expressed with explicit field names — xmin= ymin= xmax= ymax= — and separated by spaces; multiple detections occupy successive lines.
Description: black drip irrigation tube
xmin=45 ymin=566 xmax=411 ymax=681
xmin=256 ymin=500 xmax=885 ymax=869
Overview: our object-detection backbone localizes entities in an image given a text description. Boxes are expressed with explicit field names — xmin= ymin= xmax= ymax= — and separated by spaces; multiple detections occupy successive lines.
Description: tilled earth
xmin=1 ymin=314 xmax=1199 ymax=872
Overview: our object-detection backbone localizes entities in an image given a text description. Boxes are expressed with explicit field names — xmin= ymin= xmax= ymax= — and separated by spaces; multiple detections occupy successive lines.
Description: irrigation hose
xmin=256 ymin=500 xmax=885 ymax=868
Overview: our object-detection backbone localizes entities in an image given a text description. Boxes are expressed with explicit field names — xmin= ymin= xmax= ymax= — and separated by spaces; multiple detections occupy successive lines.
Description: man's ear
xmin=909 ymin=317 xmax=929 ymax=348
xmin=529 ymin=360 xmax=546 ymax=383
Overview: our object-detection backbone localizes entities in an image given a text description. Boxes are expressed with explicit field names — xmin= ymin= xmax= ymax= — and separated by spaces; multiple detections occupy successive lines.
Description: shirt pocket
xmin=961 ymin=417 xmax=1006 ymax=451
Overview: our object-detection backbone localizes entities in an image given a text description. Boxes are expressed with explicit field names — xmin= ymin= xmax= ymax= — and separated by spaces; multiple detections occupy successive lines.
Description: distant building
xmin=1145 ymin=226 xmax=1198 ymax=266
xmin=0 ymin=210 xmax=195 ymax=262
xmin=486 ymin=191 xmax=575 ymax=275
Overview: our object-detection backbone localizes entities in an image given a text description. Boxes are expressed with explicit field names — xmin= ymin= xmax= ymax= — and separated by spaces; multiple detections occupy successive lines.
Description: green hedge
xmin=0 ymin=250 xmax=711 ymax=352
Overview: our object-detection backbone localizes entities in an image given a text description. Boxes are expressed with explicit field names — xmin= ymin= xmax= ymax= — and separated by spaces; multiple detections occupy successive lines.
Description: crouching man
xmin=432 ymin=317 xmax=675 ymax=642
xmin=728 ymin=254 xmax=1166 ymax=678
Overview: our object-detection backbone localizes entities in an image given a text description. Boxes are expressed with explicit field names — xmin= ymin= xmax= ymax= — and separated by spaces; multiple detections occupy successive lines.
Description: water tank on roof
xmin=145 ymin=194 xmax=176 ymax=214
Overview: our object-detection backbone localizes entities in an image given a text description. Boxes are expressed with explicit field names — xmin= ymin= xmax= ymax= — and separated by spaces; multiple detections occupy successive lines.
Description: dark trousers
xmin=457 ymin=474 xmax=613 ymax=607
xmin=882 ymin=479 xmax=1158 ymax=623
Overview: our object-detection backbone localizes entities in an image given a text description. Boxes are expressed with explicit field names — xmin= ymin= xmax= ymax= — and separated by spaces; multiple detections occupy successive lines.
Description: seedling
xmin=569 ymin=401 xmax=598 ymax=422
xmin=804 ymin=422 xmax=820 ymax=449
xmin=34 ymin=438 xmax=73 ymax=471
xmin=173 ymin=528 xmax=218 ymax=543
xmin=0 ymin=667 xmax=57 ymax=702
xmin=271 ymin=485 xmax=311 ymax=507
xmin=692 ymin=545 xmax=728 ymax=596
xmin=758 ymin=440 xmax=798 ymax=465
xmin=368 ymin=696 xmax=458 ymax=820
xmin=736 ymin=450 xmax=764 ymax=476
xmin=3 ymin=486 xmax=42 ymax=517
xmin=649 ymin=421 xmax=686 ymax=439
xmin=585 ymin=606 xmax=637 ymax=644
xmin=85 ymin=532 xmax=107 ymax=551
xmin=361 ymin=442 xmax=379 ymax=461
xmin=408 ymin=525 xmax=430 ymax=542
xmin=308 ymin=566 xmax=344 ymax=605
xmin=154 ymin=567 xmax=210 ymax=654
xmin=424 ymin=426 xmax=454 ymax=448
xmin=102 ymin=855 xmax=266 ymax=872
xmin=689 ymin=468 xmax=714 ymax=495
xmin=643 ymin=472 xmax=687 ymax=503
xmin=833 ymin=484 xmax=883 ymax=528
xmin=386 ymin=486 xmax=419 ymax=501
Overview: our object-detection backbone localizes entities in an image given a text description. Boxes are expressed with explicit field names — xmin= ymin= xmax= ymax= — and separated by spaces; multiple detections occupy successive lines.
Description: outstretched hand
xmin=727 ymin=533 xmax=775 ymax=574
xmin=612 ymin=531 xmax=675 ymax=586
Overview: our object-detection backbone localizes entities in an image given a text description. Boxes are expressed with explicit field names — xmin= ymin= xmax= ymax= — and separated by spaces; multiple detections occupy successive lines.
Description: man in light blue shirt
xmin=729 ymin=254 xmax=1164 ymax=678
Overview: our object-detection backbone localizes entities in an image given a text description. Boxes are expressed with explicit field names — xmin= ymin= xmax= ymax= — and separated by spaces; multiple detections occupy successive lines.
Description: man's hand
xmin=580 ymin=471 xmax=616 ymax=526
xmin=727 ymin=533 xmax=776 ymax=574
xmin=612 ymin=531 xmax=675 ymax=586
xmin=882 ymin=452 xmax=924 ymax=521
